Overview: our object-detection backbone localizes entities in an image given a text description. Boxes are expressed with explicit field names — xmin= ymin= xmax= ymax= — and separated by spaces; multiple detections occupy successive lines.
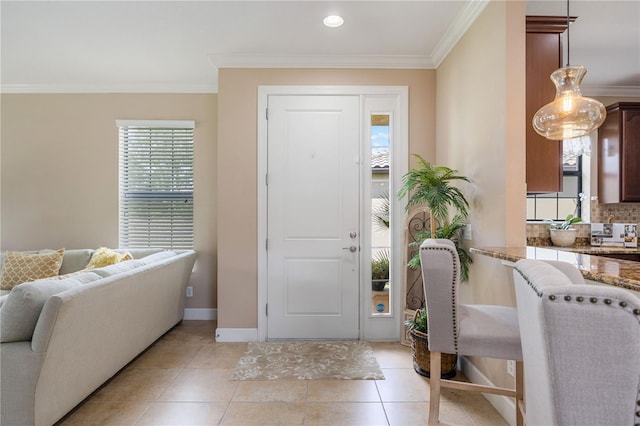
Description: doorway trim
xmin=257 ymin=85 xmax=408 ymax=342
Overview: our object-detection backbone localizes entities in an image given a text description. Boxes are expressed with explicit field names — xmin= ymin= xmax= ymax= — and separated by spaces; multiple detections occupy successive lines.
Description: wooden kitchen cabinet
xmin=525 ymin=16 xmax=572 ymax=193
xmin=598 ymin=102 xmax=640 ymax=203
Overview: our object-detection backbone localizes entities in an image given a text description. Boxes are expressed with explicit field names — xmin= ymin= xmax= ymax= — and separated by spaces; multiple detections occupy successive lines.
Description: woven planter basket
xmin=409 ymin=311 xmax=457 ymax=379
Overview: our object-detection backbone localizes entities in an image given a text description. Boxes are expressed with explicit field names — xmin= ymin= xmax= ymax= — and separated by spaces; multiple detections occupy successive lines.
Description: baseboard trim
xmin=460 ymin=356 xmax=515 ymax=425
xmin=215 ymin=328 xmax=258 ymax=342
xmin=183 ymin=308 xmax=217 ymax=320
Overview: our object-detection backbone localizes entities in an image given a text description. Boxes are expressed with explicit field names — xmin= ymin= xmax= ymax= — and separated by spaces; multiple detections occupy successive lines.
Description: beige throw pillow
xmin=0 ymin=249 xmax=65 ymax=290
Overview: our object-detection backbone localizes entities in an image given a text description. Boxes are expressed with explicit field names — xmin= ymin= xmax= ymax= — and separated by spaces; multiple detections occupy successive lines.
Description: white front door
xmin=266 ymin=95 xmax=360 ymax=339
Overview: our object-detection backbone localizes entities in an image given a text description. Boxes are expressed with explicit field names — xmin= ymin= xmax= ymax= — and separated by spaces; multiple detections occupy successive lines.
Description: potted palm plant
xmin=399 ymin=154 xmax=472 ymax=377
xmin=398 ymin=155 xmax=473 ymax=280
xmin=407 ymin=214 xmax=472 ymax=281
xmin=405 ymin=307 xmax=457 ymax=378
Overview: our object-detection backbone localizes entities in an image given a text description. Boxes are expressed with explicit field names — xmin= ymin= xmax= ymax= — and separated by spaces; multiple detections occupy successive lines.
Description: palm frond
xmin=398 ymin=155 xmax=470 ymax=223
xmin=372 ymin=191 xmax=390 ymax=230
xmin=399 ymin=154 xmax=472 ymax=281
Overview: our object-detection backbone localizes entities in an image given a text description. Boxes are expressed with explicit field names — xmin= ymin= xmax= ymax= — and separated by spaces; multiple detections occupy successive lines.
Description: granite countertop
xmin=555 ymin=246 xmax=640 ymax=255
xmin=470 ymin=246 xmax=640 ymax=293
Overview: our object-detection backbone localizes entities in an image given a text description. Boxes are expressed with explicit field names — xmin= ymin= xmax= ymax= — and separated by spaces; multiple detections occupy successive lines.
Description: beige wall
xmin=436 ymin=0 xmax=526 ymax=390
xmin=217 ymin=68 xmax=435 ymax=328
xmin=0 ymin=93 xmax=217 ymax=309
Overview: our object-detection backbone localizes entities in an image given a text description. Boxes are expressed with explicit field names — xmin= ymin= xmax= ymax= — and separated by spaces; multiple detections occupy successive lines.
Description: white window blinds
xmin=117 ymin=120 xmax=195 ymax=249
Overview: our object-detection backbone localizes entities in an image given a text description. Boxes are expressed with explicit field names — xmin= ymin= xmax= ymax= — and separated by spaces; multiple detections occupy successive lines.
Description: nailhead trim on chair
xmin=518 ymin=264 xmax=640 ymax=423
xmin=515 ymin=267 xmax=640 ymax=323
xmin=421 ymin=245 xmax=459 ymax=353
xmin=514 ymin=268 xmax=543 ymax=298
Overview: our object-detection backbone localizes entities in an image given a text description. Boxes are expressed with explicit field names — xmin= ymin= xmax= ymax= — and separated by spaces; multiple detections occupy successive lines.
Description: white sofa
xmin=0 ymin=248 xmax=197 ymax=426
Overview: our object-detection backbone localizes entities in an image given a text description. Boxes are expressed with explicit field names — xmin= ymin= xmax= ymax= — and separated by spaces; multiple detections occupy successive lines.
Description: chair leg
xmin=515 ymin=361 xmax=525 ymax=426
xmin=428 ymin=351 xmax=442 ymax=426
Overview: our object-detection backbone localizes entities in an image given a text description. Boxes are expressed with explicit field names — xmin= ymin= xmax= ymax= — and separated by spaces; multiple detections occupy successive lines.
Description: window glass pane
xmin=526 ymin=198 xmax=536 ymax=219
xmin=371 ymin=126 xmax=390 ymax=151
xmin=372 ymin=180 xmax=388 ymax=198
xmin=558 ymin=176 xmax=578 ymax=197
xmin=536 ymin=198 xmax=559 ymax=220
xmin=558 ymin=198 xmax=578 ymax=219
xmin=371 ymin=114 xmax=390 ymax=315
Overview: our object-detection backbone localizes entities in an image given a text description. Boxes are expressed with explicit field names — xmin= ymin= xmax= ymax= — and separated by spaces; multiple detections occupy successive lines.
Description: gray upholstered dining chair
xmin=419 ymin=239 xmax=524 ymax=426
xmin=513 ymin=259 xmax=640 ymax=426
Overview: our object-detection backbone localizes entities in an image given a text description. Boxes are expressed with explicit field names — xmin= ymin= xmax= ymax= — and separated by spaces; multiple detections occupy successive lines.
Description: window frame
xmin=527 ymin=155 xmax=583 ymax=221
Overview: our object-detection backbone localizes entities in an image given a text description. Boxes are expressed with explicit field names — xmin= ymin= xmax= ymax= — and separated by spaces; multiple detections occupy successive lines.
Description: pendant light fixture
xmin=532 ymin=0 xmax=606 ymax=141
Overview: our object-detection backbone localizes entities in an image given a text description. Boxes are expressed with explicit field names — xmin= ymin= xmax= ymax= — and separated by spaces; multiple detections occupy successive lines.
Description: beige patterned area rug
xmin=229 ymin=341 xmax=384 ymax=380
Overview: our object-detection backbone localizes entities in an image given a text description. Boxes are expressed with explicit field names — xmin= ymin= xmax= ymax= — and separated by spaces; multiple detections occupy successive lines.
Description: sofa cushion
xmin=0 ymin=272 xmax=102 ymax=342
xmin=116 ymin=248 xmax=165 ymax=259
xmin=34 ymin=269 xmax=94 ymax=281
xmin=58 ymin=249 xmax=94 ymax=275
xmin=0 ymin=249 xmax=65 ymax=290
xmin=86 ymin=247 xmax=133 ymax=269
xmin=137 ymin=250 xmax=177 ymax=265
xmin=91 ymin=259 xmax=145 ymax=278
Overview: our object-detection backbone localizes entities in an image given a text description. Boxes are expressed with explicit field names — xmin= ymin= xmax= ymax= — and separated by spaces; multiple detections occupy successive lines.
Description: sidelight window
xmin=371 ymin=114 xmax=391 ymax=315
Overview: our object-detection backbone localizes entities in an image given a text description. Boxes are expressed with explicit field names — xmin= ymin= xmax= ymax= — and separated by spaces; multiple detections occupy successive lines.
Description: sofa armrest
xmin=31 ymin=296 xmax=64 ymax=353
xmin=0 ymin=342 xmax=46 ymax=426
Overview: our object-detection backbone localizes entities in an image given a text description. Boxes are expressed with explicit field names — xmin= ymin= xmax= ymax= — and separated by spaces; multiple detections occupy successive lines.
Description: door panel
xmin=267 ymin=95 xmax=360 ymax=339
xmin=285 ymin=258 xmax=342 ymax=314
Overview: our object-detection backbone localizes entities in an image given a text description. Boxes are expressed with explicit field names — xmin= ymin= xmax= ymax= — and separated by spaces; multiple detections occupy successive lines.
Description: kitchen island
xmin=470 ymin=246 xmax=640 ymax=294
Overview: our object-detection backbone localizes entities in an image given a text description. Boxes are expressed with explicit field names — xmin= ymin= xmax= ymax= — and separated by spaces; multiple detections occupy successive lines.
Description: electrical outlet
xmin=186 ymin=286 xmax=193 ymax=298
xmin=507 ymin=359 xmax=515 ymax=377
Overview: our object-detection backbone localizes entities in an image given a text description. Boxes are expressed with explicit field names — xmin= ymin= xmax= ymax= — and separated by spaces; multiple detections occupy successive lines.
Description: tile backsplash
xmin=591 ymin=201 xmax=640 ymax=224
xmin=527 ymin=201 xmax=640 ymax=246
xmin=526 ymin=222 xmax=591 ymax=246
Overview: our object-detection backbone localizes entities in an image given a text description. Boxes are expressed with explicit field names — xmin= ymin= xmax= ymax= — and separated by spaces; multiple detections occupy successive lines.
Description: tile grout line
xmin=303 ymin=380 xmax=310 ymax=425
xmin=373 ymin=377 xmax=391 ymax=425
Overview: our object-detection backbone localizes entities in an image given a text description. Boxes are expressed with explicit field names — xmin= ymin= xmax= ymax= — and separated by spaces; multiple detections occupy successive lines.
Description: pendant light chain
xmin=566 ymin=0 xmax=571 ymax=67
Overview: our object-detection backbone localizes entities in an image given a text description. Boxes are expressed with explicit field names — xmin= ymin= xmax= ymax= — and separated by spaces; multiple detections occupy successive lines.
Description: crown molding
xmin=0 ymin=83 xmax=218 ymax=94
xmin=431 ymin=0 xmax=490 ymax=67
xmin=208 ymin=1 xmax=490 ymax=71
xmin=582 ymin=85 xmax=640 ymax=98
xmin=208 ymin=53 xmax=434 ymax=69
xmin=4 ymin=83 xmax=636 ymax=99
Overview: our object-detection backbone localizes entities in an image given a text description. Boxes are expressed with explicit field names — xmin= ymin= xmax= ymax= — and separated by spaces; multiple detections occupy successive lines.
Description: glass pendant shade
xmin=532 ymin=66 xmax=607 ymax=140
xmin=563 ymin=135 xmax=591 ymax=163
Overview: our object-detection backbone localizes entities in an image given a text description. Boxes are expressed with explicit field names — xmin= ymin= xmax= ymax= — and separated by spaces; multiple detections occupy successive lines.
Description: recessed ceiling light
xmin=323 ymin=15 xmax=344 ymax=28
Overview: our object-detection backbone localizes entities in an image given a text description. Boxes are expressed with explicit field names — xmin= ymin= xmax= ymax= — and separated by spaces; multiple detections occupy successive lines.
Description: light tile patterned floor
xmin=57 ymin=321 xmax=508 ymax=426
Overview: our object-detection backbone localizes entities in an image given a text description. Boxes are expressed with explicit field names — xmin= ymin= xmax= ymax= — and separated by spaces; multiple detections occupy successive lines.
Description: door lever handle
xmin=342 ymin=246 xmax=358 ymax=253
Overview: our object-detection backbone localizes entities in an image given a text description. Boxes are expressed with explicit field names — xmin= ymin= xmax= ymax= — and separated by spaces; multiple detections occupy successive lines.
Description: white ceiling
xmin=1 ymin=1 xmax=638 ymax=96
